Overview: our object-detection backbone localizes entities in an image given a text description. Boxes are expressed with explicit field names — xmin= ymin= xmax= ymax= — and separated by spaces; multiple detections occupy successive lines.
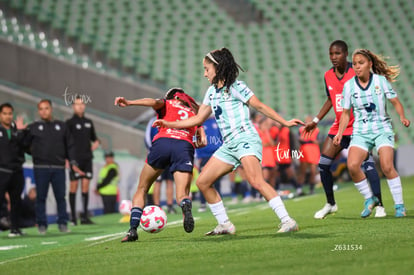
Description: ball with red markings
xmin=140 ymin=205 xmax=167 ymax=233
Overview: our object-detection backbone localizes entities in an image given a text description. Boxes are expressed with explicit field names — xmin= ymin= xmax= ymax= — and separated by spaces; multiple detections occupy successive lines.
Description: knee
xmin=347 ymin=159 xmax=362 ymax=173
xmin=380 ymin=163 xmax=395 ymax=177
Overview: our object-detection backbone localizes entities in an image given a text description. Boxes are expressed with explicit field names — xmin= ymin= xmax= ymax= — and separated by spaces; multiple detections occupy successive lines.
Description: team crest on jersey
xmin=55 ymin=124 xmax=61 ymax=131
xmin=38 ymin=125 xmax=44 ymax=131
xmin=335 ymin=94 xmax=343 ymax=111
xmin=76 ymin=124 xmax=82 ymax=130
xmin=84 ymin=122 xmax=91 ymax=128
xmin=375 ymin=85 xmax=381 ymax=95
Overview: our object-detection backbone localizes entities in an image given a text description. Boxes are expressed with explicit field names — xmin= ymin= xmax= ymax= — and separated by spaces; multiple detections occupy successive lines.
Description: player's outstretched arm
xmin=114 ymin=97 xmax=164 ymax=109
xmin=247 ymin=95 xmax=304 ymax=127
xmin=389 ymin=97 xmax=411 ymax=127
xmin=304 ymin=98 xmax=333 ymax=137
xmin=333 ymin=108 xmax=351 ymax=146
xmin=153 ymin=104 xmax=212 ymax=129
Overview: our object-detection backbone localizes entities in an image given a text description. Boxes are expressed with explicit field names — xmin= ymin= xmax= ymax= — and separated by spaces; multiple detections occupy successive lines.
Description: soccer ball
xmin=118 ymin=200 xmax=132 ymax=215
xmin=140 ymin=205 xmax=167 ymax=233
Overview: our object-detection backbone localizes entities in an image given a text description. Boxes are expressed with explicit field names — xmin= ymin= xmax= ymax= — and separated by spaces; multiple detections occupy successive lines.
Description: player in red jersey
xmin=115 ymin=88 xmax=206 ymax=242
xmin=304 ymin=40 xmax=384 ymax=219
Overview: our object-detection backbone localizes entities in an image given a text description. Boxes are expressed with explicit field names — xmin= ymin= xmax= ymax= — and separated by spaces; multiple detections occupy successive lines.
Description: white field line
xmin=0 ymin=253 xmax=40 ymax=265
xmin=0 ymin=245 xmax=27 ymax=251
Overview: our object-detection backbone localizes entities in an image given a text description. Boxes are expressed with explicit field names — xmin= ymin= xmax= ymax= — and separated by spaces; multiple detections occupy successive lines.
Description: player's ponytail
xmin=205 ymin=48 xmax=244 ymax=91
xmin=353 ymin=49 xmax=400 ymax=82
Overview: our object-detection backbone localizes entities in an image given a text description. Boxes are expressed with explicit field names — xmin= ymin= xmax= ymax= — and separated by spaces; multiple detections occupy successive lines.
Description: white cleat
xmin=374 ymin=206 xmax=387 ymax=218
xmin=205 ymin=221 xmax=236 ymax=236
xmin=277 ymin=219 xmax=299 ymax=233
xmin=314 ymin=203 xmax=338 ymax=219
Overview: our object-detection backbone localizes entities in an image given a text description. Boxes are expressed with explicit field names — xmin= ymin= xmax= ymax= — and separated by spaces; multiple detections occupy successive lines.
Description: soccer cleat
xmin=8 ymin=229 xmax=24 ymax=237
xmin=314 ymin=203 xmax=338 ymax=219
xmin=395 ymin=204 xmax=406 ymax=217
xmin=70 ymin=219 xmax=78 ymax=226
xmin=277 ymin=219 xmax=299 ymax=233
xmin=181 ymin=201 xmax=194 ymax=233
xmin=361 ymin=196 xmax=379 ymax=218
xmin=167 ymin=206 xmax=177 ymax=214
xmin=80 ymin=217 xmax=95 ymax=225
xmin=374 ymin=206 xmax=387 ymax=218
xmin=205 ymin=221 xmax=236 ymax=236
xmin=121 ymin=228 xmax=138 ymax=242
xmin=58 ymin=224 xmax=71 ymax=233
xmin=38 ymin=225 xmax=47 ymax=235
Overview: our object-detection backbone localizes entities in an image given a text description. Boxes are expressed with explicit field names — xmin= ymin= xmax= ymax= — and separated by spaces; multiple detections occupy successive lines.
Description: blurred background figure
xmin=97 ymin=151 xmax=119 ymax=214
xmin=66 ymin=96 xmax=100 ymax=226
xmin=297 ymin=116 xmax=321 ymax=195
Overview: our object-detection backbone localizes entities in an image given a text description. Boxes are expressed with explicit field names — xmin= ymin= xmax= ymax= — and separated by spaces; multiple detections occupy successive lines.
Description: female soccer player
xmin=333 ymin=49 xmax=410 ymax=217
xmin=116 ymin=88 xmax=206 ymax=242
xmin=154 ymin=48 xmax=303 ymax=234
xmin=304 ymin=40 xmax=384 ymax=219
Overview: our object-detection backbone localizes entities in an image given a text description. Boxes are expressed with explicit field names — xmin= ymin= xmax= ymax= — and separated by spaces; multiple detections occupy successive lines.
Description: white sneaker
xmin=374 ymin=206 xmax=387 ymax=218
xmin=228 ymin=197 xmax=239 ymax=205
xmin=277 ymin=219 xmax=299 ymax=233
xmin=205 ymin=221 xmax=236 ymax=235
xmin=242 ymin=196 xmax=252 ymax=204
xmin=314 ymin=203 xmax=338 ymax=219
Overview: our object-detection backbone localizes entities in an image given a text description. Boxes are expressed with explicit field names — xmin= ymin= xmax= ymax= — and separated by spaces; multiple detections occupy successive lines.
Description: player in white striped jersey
xmin=334 ymin=49 xmax=410 ymax=217
xmin=154 ymin=48 xmax=304 ymax=234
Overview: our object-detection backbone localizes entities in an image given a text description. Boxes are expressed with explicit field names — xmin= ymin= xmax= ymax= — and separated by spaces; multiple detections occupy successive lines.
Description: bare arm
xmin=304 ymin=98 xmax=332 ymax=135
xmin=248 ymin=95 xmax=304 ymax=127
xmin=153 ymin=104 xmax=212 ymax=129
xmin=389 ymin=97 xmax=411 ymax=127
xmin=114 ymin=97 xmax=165 ymax=110
xmin=333 ymin=108 xmax=351 ymax=146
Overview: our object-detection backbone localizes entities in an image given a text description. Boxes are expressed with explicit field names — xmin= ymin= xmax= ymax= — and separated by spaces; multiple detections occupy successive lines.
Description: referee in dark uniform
xmin=23 ymin=99 xmax=84 ymax=234
xmin=66 ymin=96 xmax=99 ymax=225
xmin=0 ymin=103 xmax=26 ymax=237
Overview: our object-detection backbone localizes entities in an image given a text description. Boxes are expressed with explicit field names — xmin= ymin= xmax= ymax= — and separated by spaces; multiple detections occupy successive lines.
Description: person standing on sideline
xmin=0 ymin=103 xmax=26 ymax=237
xmin=334 ymin=48 xmax=410 ymax=217
xmin=154 ymin=48 xmax=303 ymax=234
xmin=116 ymin=88 xmax=206 ymax=242
xmin=96 ymin=151 xmax=119 ymax=214
xmin=303 ymin=40 xmax=385 ymax=219
xmin=66 ymin=96 xmax=100 ymax=225
xmin=23 ymin=99 xmax=84 ymax=234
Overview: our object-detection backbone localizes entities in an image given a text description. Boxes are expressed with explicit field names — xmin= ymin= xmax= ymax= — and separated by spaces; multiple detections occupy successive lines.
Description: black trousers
xmin=0 ymin=169 xmax=24 ymax=230
xmin=100 ymin=194 xmax=117 ymax=214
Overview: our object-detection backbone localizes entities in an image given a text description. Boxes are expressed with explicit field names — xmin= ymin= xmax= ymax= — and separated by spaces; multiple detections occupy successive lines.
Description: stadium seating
xmin=0 ymin=0 xmax=413 ymax=144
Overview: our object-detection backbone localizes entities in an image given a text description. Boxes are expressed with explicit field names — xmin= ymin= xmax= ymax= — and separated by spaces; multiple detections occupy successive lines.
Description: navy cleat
xmin=121 ymin=228 xmax=138 ymax=242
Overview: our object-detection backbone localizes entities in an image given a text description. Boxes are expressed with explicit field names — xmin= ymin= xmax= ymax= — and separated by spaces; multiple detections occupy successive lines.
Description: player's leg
xmin=378 ymin=145 xmax=406 ymax=217
xmin=80 ymin=160 xmax=94 ymax=224
xmin=241 ymin=155 xmax=298 ymax=233
xmin=122 ymin=163 xmax=163 ymax=242
xmin=314 ymin=136 xmax=343 ymax=219
xmin=197 ymin=156 xmax=235 ymax=235
xmin=68 ymin=172 xmax=79 ymax=225
xmin=309 ymin=163 xmax=317 ymax=194
xmin=362 ymin=154 xmax=385 ymax=217
xmin=153 ymin=180 xmax=161 ymax=206
xmin=296 ymin=161 xmax=307 ymax=196
xmin=348 ymin=144 xmax=379 ymax=218
xmin=173 ymin=171 xmax=194 ymax=232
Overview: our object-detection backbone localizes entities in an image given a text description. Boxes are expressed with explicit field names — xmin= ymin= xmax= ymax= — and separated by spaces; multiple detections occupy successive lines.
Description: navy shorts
xmin=328 ymin=134 xmax=351 ymax=149
xmin=147 ymin=138 xmax=194 ymax=173
xmin=70 ymin=159 xmax=93 ymax=180
xmin=156 ymin=168 xmax=174 ymax=182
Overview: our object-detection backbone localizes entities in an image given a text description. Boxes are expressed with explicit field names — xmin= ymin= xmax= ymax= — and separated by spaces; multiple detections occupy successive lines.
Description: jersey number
xmin=177 ymin=110 xmax=189 ymax=120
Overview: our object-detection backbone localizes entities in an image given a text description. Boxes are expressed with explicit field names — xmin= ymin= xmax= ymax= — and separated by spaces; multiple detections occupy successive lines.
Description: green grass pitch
xmin=1 ymin=177 xmax=413 ymax=274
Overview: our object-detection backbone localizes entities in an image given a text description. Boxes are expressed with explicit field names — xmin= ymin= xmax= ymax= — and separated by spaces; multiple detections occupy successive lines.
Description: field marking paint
xmin=41 ymin=241 xmax=58 ymax=245
xmin=0 ymin=253 xmax=40 ymax=265
xmin=0 ymin=245 xmax=27 ymax=251
xmin=85 ymin=232 xmax=125 ymax=241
